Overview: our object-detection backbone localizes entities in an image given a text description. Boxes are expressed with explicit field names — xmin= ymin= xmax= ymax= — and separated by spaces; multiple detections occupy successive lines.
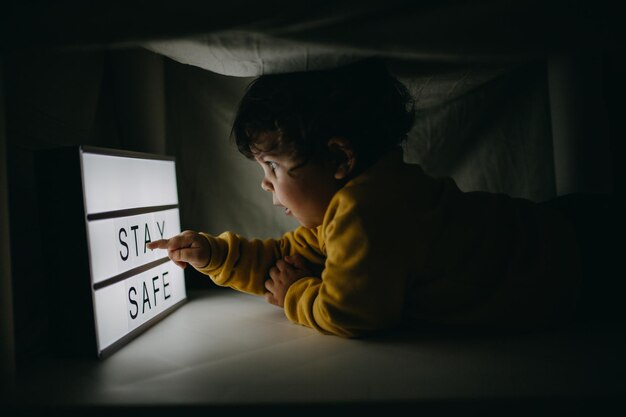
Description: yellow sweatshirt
xmin=196 ymin=149 xmax=582 ymax=337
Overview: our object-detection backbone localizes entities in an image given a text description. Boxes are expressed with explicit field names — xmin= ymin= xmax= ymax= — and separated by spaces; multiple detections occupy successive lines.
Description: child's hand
xmin=264 ymin=254 xmax=311 ymax=308
xmin=147 ymin=230 xmax=210 ymax=269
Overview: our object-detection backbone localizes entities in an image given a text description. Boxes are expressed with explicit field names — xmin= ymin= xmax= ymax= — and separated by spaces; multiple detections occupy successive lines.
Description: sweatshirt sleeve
xmin=283 ymin=192 xmax=407 ymax=337
xmin=194 ymin=227 xmax=325 ymax=296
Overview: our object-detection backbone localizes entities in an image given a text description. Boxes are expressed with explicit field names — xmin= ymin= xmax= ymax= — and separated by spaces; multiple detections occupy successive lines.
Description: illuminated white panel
xmin=87 ymin=208 xmax=181 ymax=285
xmin=82 ymin=152 xmax=178 ymax=214
xmin=80 ymin=148 xmax=186 ymax=357
xmin=93 ymin=262 xmax=185 ymax=352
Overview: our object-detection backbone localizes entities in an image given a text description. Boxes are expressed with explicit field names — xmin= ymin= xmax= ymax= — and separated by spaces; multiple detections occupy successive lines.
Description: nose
xmin=261 ymin=177 xmax=273 ymax=192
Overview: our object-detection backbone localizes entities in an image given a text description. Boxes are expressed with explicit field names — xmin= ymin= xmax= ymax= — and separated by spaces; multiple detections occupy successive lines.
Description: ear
xmin=327 ymin=137 xmax=356 ymax=180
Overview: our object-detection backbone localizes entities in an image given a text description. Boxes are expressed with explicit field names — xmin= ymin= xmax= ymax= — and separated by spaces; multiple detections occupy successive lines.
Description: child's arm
xmin=186 ymin=228 xmax=325 ymax=297
xmin=283 ymin=197 xmax=407 ymax=338
xmin=147 ymin=230 xmax=211 ymax=269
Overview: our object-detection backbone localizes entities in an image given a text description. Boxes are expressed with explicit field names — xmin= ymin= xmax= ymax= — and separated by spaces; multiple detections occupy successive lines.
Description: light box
xmin=36 ymin=146 xmax=186 ymax=358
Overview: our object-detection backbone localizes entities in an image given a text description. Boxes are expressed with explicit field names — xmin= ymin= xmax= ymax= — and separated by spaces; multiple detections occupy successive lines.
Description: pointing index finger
xmin=147 ymin=239 xmax=169 ymax=250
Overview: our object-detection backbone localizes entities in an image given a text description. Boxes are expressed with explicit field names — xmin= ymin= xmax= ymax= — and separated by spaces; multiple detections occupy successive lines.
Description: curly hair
xmin=231 ymin=58 xmax=415 ymax=169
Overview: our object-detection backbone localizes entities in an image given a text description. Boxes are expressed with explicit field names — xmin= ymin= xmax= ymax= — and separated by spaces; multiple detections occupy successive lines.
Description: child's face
xmin=254 ymin=134 xmax=342 ymax=228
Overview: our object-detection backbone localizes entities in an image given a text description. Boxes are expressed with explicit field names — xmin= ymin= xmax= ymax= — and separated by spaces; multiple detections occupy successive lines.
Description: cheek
xmin=275 ymin=182 xmax=297 ymax=202
xmin=276 ymin=180 xmax=308 ymax=206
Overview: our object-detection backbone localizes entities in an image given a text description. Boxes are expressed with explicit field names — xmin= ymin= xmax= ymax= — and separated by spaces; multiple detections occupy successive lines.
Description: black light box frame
xmin=36 ymin=145 xmax=187 ymax=359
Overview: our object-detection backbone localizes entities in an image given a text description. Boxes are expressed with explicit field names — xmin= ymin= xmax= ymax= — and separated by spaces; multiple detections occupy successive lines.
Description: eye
xmin=265 ymin=161 xmax=278 ymax=172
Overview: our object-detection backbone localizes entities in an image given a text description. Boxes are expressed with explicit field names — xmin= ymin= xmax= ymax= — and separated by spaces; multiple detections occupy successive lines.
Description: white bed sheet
xmin=12 ymin=290 xmax=626 ymax=412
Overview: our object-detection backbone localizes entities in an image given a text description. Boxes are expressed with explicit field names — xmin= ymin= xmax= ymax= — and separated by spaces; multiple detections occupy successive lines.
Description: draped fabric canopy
xmin=134 ymin=0 xmax=617 ymax=203
xmin=2 ymin=0 xmax=619 ymax=72
xmin=140 ymin=0 xmax=619 ymax=76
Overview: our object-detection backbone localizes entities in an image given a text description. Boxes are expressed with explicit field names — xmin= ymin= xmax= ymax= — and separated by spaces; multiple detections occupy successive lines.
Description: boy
xmin=148 ymin=59 xmax=584 ymax=337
